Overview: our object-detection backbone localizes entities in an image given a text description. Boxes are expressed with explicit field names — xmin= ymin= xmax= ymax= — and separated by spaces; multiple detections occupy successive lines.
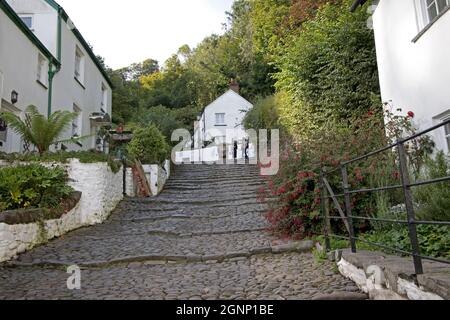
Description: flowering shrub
xmin=259 ymin=104 xmax=435 ymax=239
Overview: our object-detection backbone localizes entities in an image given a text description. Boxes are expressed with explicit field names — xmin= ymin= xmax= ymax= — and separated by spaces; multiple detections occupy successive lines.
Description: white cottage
xmin=0 ymin=0 xmax=112 ymax=154
xmin=193 ymin=82 xmax=254 ymax=159
xmin=352 ymin=0 xmax=450 ymax=153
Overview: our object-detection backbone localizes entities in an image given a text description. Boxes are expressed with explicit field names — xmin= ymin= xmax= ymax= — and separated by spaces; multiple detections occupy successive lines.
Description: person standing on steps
xmin=245 ymin=139 xmax=249 ymax=162
xmin=233 ymin=141 xmax=238 ymax=162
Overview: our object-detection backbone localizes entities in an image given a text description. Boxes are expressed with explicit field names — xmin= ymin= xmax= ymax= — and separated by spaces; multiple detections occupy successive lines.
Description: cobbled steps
xmin=0 ymin=164 xmax=365 ymax=300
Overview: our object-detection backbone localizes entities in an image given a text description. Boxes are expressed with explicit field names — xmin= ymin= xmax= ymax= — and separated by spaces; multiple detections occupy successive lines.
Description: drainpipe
xmin=47 ymin=7 xmax=63 ymax=118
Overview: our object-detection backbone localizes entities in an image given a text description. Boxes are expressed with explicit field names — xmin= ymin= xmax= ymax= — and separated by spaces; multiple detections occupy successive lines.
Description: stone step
xmin=11 ymin=240 xmax=314 ymax=268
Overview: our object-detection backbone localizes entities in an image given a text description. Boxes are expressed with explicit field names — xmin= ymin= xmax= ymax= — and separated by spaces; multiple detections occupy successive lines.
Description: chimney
xmin=229 ymin=78 xmax=240 ymax=94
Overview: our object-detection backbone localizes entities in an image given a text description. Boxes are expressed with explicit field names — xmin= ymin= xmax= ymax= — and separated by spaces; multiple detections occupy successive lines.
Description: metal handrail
xmin=319 ymin=119 xmax=450 ymax=275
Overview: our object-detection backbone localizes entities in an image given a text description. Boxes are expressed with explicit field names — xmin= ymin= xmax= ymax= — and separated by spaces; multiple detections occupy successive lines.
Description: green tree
xmin=127 ymin=124 xmax=170 ymax=165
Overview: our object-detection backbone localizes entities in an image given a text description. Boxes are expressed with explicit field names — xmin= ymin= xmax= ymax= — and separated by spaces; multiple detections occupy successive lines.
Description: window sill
xmin=74 ymin=77 xmax=86 ymax=90
xmin=36 ymin=79 xmax=48 ymax=90
xmin=412 ymin=6 xmax=450 ymax=43
xmin=215 ymin=124 xmax=227 ymax=127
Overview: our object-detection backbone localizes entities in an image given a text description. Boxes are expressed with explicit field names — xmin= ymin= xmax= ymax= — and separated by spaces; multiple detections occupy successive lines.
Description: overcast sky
xmin=56 ymin=0 xmax=234 ymax=70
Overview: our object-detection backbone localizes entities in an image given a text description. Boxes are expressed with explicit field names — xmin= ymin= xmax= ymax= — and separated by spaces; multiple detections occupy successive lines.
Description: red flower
xmin=392 ymin=171 xmax=400 ymax=180
xmin=367 ymin=111 xmax=374 ymax=117
xmin=278 ymin=186 xmax=287 ymax=195
xmin=407 ymin=111 xmax=415 ymax=118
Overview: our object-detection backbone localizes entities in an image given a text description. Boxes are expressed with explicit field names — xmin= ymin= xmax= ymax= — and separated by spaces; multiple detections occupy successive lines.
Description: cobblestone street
xmin=0 ymin=164 xmax=363 ymax=300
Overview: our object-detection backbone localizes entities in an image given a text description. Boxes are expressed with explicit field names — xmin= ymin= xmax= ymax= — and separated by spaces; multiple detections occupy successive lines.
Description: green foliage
xmin=243 ymin=95 xmax=280 ymax=131
xmin=275 ymin=0 xmax=379 ymax=131
xmin=414 ymin=151 xmax=450 ymax=221
xmin=0 ymin=105 xmax=79 ymax=155
xmin=130 ymin=105 xmax=199 ymax=144
xmin=0 ymin=164 xmax=73 ymax=211
xmin=127 ymin=125 xmax=170 ymax=165
xmin=0 ymin=151 xmax=122 ymax=173
xmin=363 ymin=225 xmax=450 ymax=260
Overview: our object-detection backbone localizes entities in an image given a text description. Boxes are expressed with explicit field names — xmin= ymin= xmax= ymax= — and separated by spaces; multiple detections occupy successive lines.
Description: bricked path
xmin=0 ymin=164 xmax=363 ymax=300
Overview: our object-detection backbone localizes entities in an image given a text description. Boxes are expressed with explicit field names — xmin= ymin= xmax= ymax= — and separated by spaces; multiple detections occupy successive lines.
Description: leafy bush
xmin=414 ymin=151 xmax=450 ymax=222
xmin=0 ymin=150 xmax=122 ymax=173
xmin=363 ymin=225 xmax=450 ymax=260
xmin=0 ymin=164 xmax=73 ymax=211
xmin=0 ymin=105 xmax=79 ymax=155
xmin=315 ymin=225 xmax=450 ymax=260
xmin=259 ymin=105 xmax=435 ymax=239
xmin=243 ymin=94 xmax=280 ymax=131
xmin=127 ymin=124 xmax=170 ymax=165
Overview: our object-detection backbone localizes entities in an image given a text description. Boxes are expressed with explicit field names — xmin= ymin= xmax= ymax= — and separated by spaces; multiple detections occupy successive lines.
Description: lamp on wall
xmin=11 ymin=90 xmax=18 ymax=104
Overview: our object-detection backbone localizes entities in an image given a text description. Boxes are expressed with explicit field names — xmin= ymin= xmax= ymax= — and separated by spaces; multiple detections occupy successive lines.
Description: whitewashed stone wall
xmin=0 ymin=159 xmax=124 ymax=262
xmin=0 ymin=200 xmax=82 ymax=262
xmin=142 ymin=161 xmax=170 ymax=196
xmin=125 ymin=160 xmax=171 ymax=197
xmin=333 ymin=251 xmax=445 ymax=300
xmin=65 ymin=159 xmax=123 ymax=225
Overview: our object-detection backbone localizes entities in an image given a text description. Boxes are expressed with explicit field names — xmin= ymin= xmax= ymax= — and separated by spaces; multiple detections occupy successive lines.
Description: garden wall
xmin=330 ymin=249 xmax=449 ymax=300
xmin=0 ymin=159 xmax=124 ymax=262
xmin=126 ymin=160 xmax=171 ymax=197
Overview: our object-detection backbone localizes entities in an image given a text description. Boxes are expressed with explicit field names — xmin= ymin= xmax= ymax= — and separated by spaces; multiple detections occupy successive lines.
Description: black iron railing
xmin=319 ymin=119 xmax=450 ymax=274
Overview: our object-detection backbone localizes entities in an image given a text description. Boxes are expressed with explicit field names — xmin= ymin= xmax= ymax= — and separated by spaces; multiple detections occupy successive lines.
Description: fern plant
xmin=0 ymin=105 xmax=80 ymax=155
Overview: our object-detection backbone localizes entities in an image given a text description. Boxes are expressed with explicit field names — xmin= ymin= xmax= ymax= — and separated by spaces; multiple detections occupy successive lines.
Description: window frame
xmin=215 ymin=113 xmax=226 ymax=126
xmin=413 ymin=0 xmax=450 ymax=42
xmin=425 ymin=0 xmax=450 ymax=23
xmin=18 ymin=14 xmax=34 ymax=30
xmin=72 ymin=104 xmax=82 ymax=138
xmin=36 ymin=53 xmax=48 ymax=87
xmin=74 ymin=46 xmax=85 ymax=85
xmin=101 ymin=83 xmax=108 ymax=109
xmin=443 ymin=116 xmax=450 ymax=152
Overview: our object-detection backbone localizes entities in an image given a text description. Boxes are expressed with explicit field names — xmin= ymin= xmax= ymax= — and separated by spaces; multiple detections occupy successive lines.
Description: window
xmin=19 ymin=15 xmax=33 ymax=30
xmin=72 ymin=104 xmax=82 ymax=137
xmin=444 ymin=119 xmax=450 ymax=152
xmin=74 ymin=46 xmax=85 ymax=84
xmin=215 ymin=113 xmax=225 ymax=125
xmin=37 ymin=54 xmax=48 ymax=86
xmin=101 ymin=83 xmax=107 ymax=110
xmin=425 ymin=0 xmax=450 ymax=22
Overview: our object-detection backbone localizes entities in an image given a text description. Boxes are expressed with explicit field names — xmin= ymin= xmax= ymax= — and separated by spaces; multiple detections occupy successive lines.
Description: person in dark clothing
xmin=233 ymin=141 xmax=238 ymax=159
xmin=245 ymin=139 xmax=249 ymax=160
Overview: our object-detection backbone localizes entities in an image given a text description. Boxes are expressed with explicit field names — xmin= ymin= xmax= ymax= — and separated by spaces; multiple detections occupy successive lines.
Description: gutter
xmin=47 ymin=7 xmax=63 ymax=118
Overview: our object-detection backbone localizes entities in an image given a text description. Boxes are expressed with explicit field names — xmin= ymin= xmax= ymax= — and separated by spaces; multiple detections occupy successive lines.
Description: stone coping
xmin=0 ymin=191 xmax=82 ymax=225
xmin=334 ymin=249 xmax=450 ymax=300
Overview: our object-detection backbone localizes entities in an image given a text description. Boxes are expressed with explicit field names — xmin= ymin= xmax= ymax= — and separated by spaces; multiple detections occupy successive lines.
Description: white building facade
xmin=353 ymin=0 xmax=450 ymax=152
xmin=0 ymin=0 xmax=112 ymax=154
xmin=193 ymin=87 xmax=254 ymax=159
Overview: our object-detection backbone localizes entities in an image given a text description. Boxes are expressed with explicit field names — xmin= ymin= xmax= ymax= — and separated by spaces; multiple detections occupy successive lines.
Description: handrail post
xmin=122 ymin=157 xmax=127 ymax=196
xmin=341 ymin=165 xmax=357 ymax=253
xmin=398 ymin=142 xmax=423 ymax=274
xmin=320 ymin=168 xmax=331 ymax=252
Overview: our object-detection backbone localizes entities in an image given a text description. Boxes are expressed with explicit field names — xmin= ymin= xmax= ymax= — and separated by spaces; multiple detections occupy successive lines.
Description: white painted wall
xmin=196 ymin=90 xmax=253 ymax=146
xmin=7 ymin=0 xmax=57 ymax=54
xmin=0 ymin=7 xmax=50 ymax=153
xmin=372 ymin=0 xmax=450 ymax=152
xmin=0 ymin=159 xmax=124 ymax=262
xmin=4 ymin=0 xmax=113 ymax=152
xmin=52 ymin=15 xmax=112 ymax=151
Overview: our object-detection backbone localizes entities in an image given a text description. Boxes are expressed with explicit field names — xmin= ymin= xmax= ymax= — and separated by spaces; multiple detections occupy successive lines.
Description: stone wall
xmin=0 ymin=159 xmax=124 ymax=262
xmin=127 ymin=160 xmax=171 ymax=197
xmin=65 ymin=159 xmax=123 ymax=225
xmin=330 ymin=249 xmax=448 ymax=300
